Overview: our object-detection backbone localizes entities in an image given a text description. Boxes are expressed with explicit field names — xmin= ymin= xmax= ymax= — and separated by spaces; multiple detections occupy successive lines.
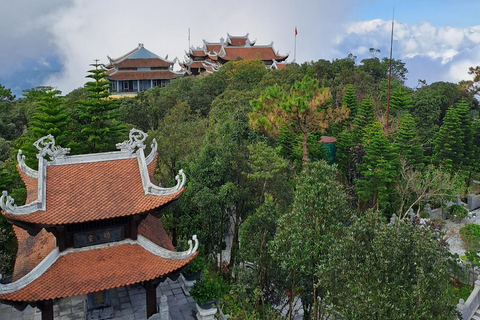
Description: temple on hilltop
xmin=105 ymin=44 xmax=183 ymax=94
xmin=183 ymin=33 xmax=289 ymax=75
xmin=0 ymin=129 xmax=198 ymax=320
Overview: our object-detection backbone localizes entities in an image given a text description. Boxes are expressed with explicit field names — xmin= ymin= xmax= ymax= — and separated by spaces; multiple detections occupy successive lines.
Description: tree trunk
xmin=302 ymin=133 xmax=309 ymax=165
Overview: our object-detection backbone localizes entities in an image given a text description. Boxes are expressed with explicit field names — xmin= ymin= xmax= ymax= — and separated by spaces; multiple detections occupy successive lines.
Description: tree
xmin=342 ymin=84 xmax=359 ymax=118
xmin=271 ymin=161 xmax=351 ymax=320
xmin=432 ymin=106 xmax=464 ymax=171
xmin=355 ymin=122 xmax=400 ymax=212
xmin=352 ymin=95 xmax=376 ymax=144
xmin=16 ymin=88 xmax=70 ymax=168
xmin=319 ymin=211 xmax=458 ymax=320
xmin=72 ymin=60 xmax=126 ymax=153
xmin=250 ymin=75 xmax=348 ymax=165
xmin=392 ymin=113 xmax=424 ymax=169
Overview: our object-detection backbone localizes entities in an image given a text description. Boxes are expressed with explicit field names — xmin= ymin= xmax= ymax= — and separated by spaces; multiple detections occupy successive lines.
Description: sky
xmin=1 ymin=0 xmax=480 ymax=97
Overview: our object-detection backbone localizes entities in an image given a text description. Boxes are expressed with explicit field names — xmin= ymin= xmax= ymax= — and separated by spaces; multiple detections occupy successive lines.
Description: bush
xmin=460 ymin=224 xmax=480 ymax=251
xmin=420 ymin=211 xmax=430 ymax=219
xmin=449 ymin=204 xmax=468 ymax=221
xmin=184 ymin=255 xmax=205 ymax=274
xmin=190 ymin=276 xmax=227 ymax=305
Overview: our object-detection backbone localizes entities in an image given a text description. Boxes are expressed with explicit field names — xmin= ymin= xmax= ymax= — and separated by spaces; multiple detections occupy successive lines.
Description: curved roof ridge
xmin=0 ymin=235 xmax=198 ymax=295
xmin=1 ymin=129 xmax=186 ymax=220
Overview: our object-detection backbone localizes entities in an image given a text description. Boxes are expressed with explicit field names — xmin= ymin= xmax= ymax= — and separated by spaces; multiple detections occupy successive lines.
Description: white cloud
xmin=337 ymin=18 xmax=480 ymax=87
xmin=35 ymin=0 xmax=359 ymax=94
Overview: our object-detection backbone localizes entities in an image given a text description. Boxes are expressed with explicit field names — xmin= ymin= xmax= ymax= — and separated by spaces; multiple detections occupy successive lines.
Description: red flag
xmin=295 ymin=26 xmax=297 ymax=36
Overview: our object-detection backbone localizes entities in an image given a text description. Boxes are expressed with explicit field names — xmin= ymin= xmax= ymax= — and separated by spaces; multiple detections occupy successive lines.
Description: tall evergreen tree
xmin=342 ymin=84 xmax=359 ymax=118
xmin=72 ymin=60 xmax=126 ymax=154
xmin=392 ymin=113 xmax=424 ymax=168
xmin=356 ymin=122 xmax=400 ymax=212
xmin=16 ymin=88 xmax=69 ymax=168
xmin=389 ymin=88 xmax=413 ymax=115
xmin=352 ymin=94 xmax=376 ymax=144
xmin=454 ymin=98 xmax=473 ymax=170
xmin=432 ymin=107 xmax=464 ymax=171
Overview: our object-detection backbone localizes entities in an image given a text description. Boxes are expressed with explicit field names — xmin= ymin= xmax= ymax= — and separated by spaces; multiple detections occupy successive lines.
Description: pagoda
xmin=184 ymin=33 xmax=289 ymax=75
xmin=105 ymin=44 xmax=184 ymax=94
xmin=0 ymin=129 xmax=198 ymax=320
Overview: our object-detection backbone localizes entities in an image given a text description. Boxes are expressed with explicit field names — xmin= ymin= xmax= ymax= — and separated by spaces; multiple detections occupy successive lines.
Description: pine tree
xmin=356 ymin=122 xmax=400 ymax=211
xmin=352 ymin=94 xmax=376 ymax=144
xmin=392 ymin=113 xmax=424 ymax=168
xmin=432 ymin=107 xmax=464 ymax=171
xmin=342 ymin=84 xmax=359 ymax=118
xmin=72 ymin=60 xmax=126 ymax=154
xmin=389 ymin=88 xmax=413 ymax=116
xmin=16 ymin=88 xmax=69 ymax=168
xmin=454 ymin=98 xmax=473 ymax=170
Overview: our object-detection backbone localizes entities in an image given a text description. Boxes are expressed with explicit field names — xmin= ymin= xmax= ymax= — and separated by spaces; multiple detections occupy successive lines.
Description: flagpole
xmin=188 ymin=27 xmax=190 ymax=50
xmin=294 ymin=26 xmax=297 ymax=62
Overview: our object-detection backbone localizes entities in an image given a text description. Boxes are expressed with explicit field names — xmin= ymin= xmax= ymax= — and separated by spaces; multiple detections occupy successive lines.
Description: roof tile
xmin=5 ymin=158 xmax=184 ymax=225
xmin=0 ymin=243 xmax=195 ymax=301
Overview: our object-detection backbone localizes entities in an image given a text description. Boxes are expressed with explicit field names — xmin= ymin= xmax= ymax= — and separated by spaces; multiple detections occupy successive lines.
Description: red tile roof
xmin=138 ymin=214 xmax=175 ymax=251
xmin=114 ymin=58 xmax=172 ymax=68
xmin=0 ymin=243 xmax=195 ymax=302
xmin=206 ymin=44 xmax=222 ymax=53
xmin=222 ymin=47 xmax=288 ymax=62
xmin=190 ymin=50 xmax=207 ymax=58
xmin=228 ymin=37 xmax=248 ymax=46
xmin=188 ymin=61 xmax=206 ymax=69
xmin=5 ymin=158 xmax=184 ymax=225
xmin=11 ymin=227 xmax=56 ymax=281
xmin=108 ymin=70 xmax=182 ymax=81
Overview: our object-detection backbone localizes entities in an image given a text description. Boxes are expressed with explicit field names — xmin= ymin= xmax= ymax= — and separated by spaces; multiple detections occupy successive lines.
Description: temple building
xmin=0 ymin=129 xmax=197 ymax=320
xmin=184 ymin=33 xmax=289 ymax=75
xmin=105 ymin=44 xmax=184 ymax=94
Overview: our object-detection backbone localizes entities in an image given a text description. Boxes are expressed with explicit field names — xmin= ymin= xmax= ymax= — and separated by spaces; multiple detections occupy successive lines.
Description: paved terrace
xmin=0 ymin=278 xmax=197 ymax=320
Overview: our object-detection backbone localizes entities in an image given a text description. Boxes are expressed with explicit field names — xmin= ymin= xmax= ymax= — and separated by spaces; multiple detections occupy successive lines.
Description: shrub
xmin=460 ymin=224 xmax=480 ymax=251
xmin=184 ymin=255 xmax=205 ymax=274
xmin=449 ymin=204 xmax=468 ymax=222
xmin=190 ymin=276 xmax=227 ymax=305
xmin=420 ymin=211 xmax=430 ymax=219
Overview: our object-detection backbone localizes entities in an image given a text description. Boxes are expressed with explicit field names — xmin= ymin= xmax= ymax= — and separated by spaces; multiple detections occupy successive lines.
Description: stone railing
xmin=458 ymin=279 xmax=480 ymax=320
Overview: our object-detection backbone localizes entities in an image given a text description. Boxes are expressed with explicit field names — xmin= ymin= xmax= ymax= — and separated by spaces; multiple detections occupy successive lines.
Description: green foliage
xmin=250 ymin=75 xmax=347 ymax=164
xmin=71 ymin=61 xmax=127 ymax=153
xmin=433 ymin=106 xmax=464 ymax=171
xmin=271 ymin=161 xmax=351 ymax=318
xmin=190 ymin=275 xmax=227 ymax=305
xmin=319 ymin=211 xmax=458 ymax=320
xmin=392 ymin=113 xmax=424 ymax=168
xmin=153 ymin=101 xmax=207 ymax=184
xmin=460 ymin=223 xmax=480 ymax=251
xmin=184 ymin=255 xmax=206 ymax=274
xmin=448 ymin=204 xmax=468 ymax=222
xmin=342 ymin=84 xmax=358 ymax=118
xmin=355 ymin=122 xmax=400 ymax=211
xmin=352 ymin=94 xmax=376 ymax=143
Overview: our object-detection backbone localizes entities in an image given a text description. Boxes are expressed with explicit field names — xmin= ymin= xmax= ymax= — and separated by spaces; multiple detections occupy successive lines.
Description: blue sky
xmin=0 ymin=0 xmax=479 ymax=97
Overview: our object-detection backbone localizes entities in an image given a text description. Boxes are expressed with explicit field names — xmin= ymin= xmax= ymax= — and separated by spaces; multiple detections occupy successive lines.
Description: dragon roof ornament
xmin=34 ymin=135 xmax=70 ymax=160
xmin=116 ymin=128 xmax=148 ymax=153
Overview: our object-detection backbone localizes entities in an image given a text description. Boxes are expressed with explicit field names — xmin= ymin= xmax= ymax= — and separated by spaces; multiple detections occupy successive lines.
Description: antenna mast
xmin=386 ymin=8 xmax=394 ymax=137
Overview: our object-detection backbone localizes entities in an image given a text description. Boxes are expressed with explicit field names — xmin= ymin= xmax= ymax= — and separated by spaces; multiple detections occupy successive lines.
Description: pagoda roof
xmin=106 ymin=44 xmax=174 ymax=68
xmin=226 ymin=33 xmax=256 ymax=46
xmin=1 ymin=129 xmax=186 ymax=226
xmin=0 ymin=233 xmax=197 ymax=302
xmin=220 ymin=46 xmax=288 ymax=62
xmin=107 ymin=70 xmax=183 ymax=81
